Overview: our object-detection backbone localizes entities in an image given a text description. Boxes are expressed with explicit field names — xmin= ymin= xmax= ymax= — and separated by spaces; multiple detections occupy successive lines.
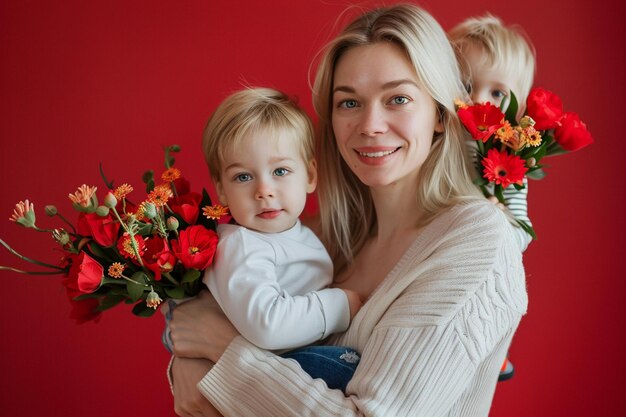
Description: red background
xmin=1 ymin=1 xmax=624 ymax=416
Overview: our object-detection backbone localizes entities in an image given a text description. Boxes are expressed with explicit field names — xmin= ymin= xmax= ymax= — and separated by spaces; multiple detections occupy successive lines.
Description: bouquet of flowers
xmin=1 ymin=145 xmax=229 ymax=323
xmin=457 ymin=87 xmax=594 ymax=238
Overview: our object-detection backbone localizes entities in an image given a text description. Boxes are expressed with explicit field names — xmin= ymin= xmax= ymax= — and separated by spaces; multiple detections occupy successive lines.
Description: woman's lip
xmin=353 ymin=147 xmax=400 ymax=164
xmin=257 ymin=209 xmax=282 ymax=219
xmin=354 ymin=147 xmax=400 ymax=157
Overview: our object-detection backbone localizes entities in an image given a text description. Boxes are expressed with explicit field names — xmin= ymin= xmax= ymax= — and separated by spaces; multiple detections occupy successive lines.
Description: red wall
xmin=1 ymin=1 xmax=623 ymax=416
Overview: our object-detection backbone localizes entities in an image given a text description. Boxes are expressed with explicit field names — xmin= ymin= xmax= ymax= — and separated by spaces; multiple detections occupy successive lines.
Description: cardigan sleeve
xmin=197 ymin=203 xmax=527 ymax=416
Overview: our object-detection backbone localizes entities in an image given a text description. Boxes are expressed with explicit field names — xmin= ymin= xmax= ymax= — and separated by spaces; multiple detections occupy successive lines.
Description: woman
xmin=168 ymin=4 xmax=527 ymax=416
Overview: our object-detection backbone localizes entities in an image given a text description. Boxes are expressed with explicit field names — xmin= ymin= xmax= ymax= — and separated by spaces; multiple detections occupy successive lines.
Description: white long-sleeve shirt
xmin=203 ymin=221 xmax=350 ymax=350
xmin=198 ymin=201 xmax=528 ymax=416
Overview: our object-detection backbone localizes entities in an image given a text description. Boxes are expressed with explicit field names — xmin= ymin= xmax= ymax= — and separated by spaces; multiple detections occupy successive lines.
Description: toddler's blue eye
xmin=235 ymin=173 xmax=252 ymax=182
xmin=491 ymin=90 xmax=506 ymax=100
xmin=273 ymin=168 xmax=288 ymax=177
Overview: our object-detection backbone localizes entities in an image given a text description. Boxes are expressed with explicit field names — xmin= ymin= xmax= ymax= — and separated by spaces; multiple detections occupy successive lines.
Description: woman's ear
xmin=306 ymin=159 xmax=318 ymax=194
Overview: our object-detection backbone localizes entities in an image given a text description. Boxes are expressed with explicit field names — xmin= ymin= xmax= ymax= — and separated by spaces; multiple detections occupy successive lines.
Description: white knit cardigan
xmin=198 ymin=200 xmax=528 ymax=417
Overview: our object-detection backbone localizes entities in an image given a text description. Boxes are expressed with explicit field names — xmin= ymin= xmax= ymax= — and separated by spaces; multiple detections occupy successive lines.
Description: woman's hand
xmin=171 ymin=356 xmax=223 ymax=417
xmin=169 ymin=290 xmax=239 ymax=363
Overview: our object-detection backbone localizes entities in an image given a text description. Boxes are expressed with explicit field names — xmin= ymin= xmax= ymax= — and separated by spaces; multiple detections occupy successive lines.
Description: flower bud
xmin=52 ymin=228 xmax=71 ymax=246
xmin=142 ymin=202 xmax=157 ymax=219
xmin=166 ymin=216 xmax=179 ymax=232
xmin=169 ymin=144 xmax=181 ymax=152
xmin=103 ymin=192 xmax=118 ymax=209
xmin=146 ymin=288 xmax=163 ymax=309
xmin=95 ymin=205 xmax=110 ymax=217
xmin=45 ymin=205 xmax=58 ymax=216
xmin=519 ymin=115 xmax=536 ymax=129
xmin=527 ymin=157 xmax=536 ymax=168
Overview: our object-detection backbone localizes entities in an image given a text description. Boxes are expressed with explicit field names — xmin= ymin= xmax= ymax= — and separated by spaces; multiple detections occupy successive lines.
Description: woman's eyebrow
xmin=333 ymin=79 xmax=419 ymax=94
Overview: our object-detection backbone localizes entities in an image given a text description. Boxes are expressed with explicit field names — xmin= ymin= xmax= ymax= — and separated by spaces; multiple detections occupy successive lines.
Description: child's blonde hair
xmin=449 ymin=14 xmax=536 ymax=104
xmin=202 ymin=87 xmax=315 ymax=182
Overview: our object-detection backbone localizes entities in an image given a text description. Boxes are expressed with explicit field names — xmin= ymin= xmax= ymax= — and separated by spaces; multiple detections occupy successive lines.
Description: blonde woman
xmin=168 ymin=4 xmax=527 ymax=416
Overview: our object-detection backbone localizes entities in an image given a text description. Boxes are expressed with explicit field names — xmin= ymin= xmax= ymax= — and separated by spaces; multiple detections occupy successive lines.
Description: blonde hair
xmin=449 ymin=14 xmax=536 ymax=105
xmin=202 ymin=87 xmax=315 ymax=181
xmin=312 ymin=4 xmax=481 ymax=270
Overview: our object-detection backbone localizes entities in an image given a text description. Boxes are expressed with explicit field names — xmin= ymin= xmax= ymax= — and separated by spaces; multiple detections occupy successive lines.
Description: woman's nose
xmin=360 ymin=104 xmax=387 ymax=137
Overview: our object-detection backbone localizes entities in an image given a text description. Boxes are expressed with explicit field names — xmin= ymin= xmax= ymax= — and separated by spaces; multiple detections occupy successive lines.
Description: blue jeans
xmin=281 ymin=345 xmax=360 ymax=393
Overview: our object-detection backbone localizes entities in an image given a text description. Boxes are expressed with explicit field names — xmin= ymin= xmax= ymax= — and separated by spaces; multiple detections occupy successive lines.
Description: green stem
xmin=56 ymin=213 xmax=77 ymax=234
xmin=0 ymin=238 xmax=65 ymax=270
xmin=33 ymin=226 xmax=56 ymax=233
xmin=0 ymin=265 xmax=65 ymax=275
xmin=121 ymin=274 xmax=150 ymax=287
xmin=162 ymin=272 xmax=179 ymax=286
xmin=111 ymin=207 xmax=145 ymax=267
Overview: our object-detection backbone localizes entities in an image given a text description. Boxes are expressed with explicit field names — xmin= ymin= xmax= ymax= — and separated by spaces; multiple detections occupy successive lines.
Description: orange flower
xmin=161 ymin=168 xmax=182 ymax=182
xmin=203 ymin=204 xmax=229 ymax=220
xmin=495 ymin=121 xmax=516 ymax=143
xmin=521 ymin=126 xmax=542 ymax=147
xmin=454 ymin=98 xmax=469 ymax=109
xmin=69 ymin=184 xmax=97 ymax=207
xmin=113 ymin=183 xmax=133 ymax=200
xmin=147 ymin=185 xmax=173 ymax=208
xmin=107 ymin=262 xmax=126 ymax=278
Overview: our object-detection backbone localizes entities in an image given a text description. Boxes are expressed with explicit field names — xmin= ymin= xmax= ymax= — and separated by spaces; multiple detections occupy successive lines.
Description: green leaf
xmin=101 ymin=276 xmax=128 ymax=286
xmin=503 ymin=91 xmax=519 ymax=124
xmin=132 ymin=302 xmax=158 ymax=317
xmin=473 ymin=176 xmax=488 ymax=187
xmin=182 ymin=268 xmax=201 ymax=283
xmin=87 ymin=242 xmax=113 ymax=262
xmin=183 ymin=279 xmax=203 ymax=297
xmin=142 ymin=169 xmax=154 ymax=184
xmin=164 ymin=145 xmax=181 ymax=169
xmin=516 ymin=219 xmax=537 ymax=240
xmin=165 ymin=286 xmax=185 ymax=299
xmin=494 ymin=184 xmax=505 ymax=204
xmin=127 ymin=271 xmax=149 ymax=302
xmin=136 ymin=222 xmax=155 ymax=236
xmin=527 ymin=167 xmax=547 ymax=180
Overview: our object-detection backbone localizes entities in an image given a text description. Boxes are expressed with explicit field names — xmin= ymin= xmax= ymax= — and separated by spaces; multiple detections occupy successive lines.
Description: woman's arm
xmin=170 ymin=357 xmax=222 ymax=417
xmin=192 ymin=204 xmax=527 ymax=416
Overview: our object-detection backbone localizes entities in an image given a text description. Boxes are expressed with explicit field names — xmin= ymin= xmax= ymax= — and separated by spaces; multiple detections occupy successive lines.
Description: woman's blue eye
xmin=235 ymin=173 xmax=252 ymax=182
xmin=273 ymin=168 xmax=288 ymax=177
xmin=340 ymin=100 xmax=358 ymax=109
xmin=392 ymin=96 xmax=410 ymax=105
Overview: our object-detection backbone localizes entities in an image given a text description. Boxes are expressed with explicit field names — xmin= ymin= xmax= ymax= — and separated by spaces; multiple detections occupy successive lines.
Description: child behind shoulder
xmin=449 ymin=14 xmax=535 ymax=113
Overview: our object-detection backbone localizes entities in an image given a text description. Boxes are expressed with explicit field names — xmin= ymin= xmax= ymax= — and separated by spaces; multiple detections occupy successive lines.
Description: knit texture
xmin=198 ymin=200 xmax=527 ymax=417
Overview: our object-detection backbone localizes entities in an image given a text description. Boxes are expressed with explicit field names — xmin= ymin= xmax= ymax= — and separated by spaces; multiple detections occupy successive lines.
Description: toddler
xmin=450 ymin=14 xmax=536 ymax=381
xmin=167 ymin=87 xmax=361 ymax=392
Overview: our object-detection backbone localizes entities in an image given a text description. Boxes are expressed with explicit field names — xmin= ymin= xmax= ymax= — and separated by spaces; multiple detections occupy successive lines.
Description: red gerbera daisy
xmin=457 ymin=102 xmax=505 ymax=142
xmin=481 ymin=148 xmax=528 ymax=188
